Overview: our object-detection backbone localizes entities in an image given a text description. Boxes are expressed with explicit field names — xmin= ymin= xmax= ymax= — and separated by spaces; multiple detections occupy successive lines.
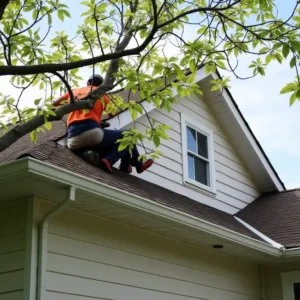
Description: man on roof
xmin=53 ymin=74 xmax=153 ymax=174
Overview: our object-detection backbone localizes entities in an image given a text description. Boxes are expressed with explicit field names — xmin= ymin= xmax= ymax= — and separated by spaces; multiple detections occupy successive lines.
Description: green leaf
xmin=153 ymin=135 xmax=160 ymax=148
xmin=57 ymin=10 xmax=64 ymax=21
xmin=290 ymin=57 xmax=296 ymax=68
xmin=265 ymin=53 xmax=273 ymax=64
xmin=291 ymin=41 xmax=300 ymax=52
xmin=30 ymin=130 xmax=37 ymax=143
xmin=292 ymin=16 xmax=300 ymax=24
xmin=189 ymin=59 xmax=196 ymax=73
xmin=280 ymin=82 xmax=297 ymax=94
xmin=44 ymin=121 xmax=52 ymax=130
xmin=61 ymin=9 xmax=71 ymax=18
xmin=118 ymin=142 xmax=128 ymax=152
xmin=282 ymin=44 xmax=290 ymax=58
xmin=34 ymin=98 xmax=41 ymax=106
xmin=47 ymin=13 xmax=52 ymax=25
xmin=290 ymin=93 xmax=297 ymax=106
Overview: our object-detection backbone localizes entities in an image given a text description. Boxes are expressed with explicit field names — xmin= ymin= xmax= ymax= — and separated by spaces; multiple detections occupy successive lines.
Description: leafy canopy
xmin=0 ymin=0 xmax=300 ymax=157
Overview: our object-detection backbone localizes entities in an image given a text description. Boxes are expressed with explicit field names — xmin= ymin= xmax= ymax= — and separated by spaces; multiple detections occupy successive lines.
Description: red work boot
xmin=136 ymin=159 xmax=153 ymax=174
xmin=99 ymin=158 xmax=113 ymax=173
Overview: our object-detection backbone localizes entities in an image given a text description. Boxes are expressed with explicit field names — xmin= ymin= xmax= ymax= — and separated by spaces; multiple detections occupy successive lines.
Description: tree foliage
xmin=0 ymin=0 xmax=300 ymax=156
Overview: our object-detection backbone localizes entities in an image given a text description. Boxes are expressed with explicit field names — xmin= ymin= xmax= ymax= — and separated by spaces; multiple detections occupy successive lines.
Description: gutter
xmin=282 ymin=247 xmax=300 ymax=258
xmin=1 ymin=157 xmax=283 ymax=258
xmin=37 ymin=185 xmax=76 ymax=300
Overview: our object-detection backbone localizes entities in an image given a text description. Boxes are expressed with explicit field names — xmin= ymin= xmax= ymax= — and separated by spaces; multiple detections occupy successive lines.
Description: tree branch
xmin=52 ymin=71 xmax=74 ymax=103
xmin=0 ymin=0 xmax=10 ymax=20
xmin=0 ymin=83 xmax=113 ymax=152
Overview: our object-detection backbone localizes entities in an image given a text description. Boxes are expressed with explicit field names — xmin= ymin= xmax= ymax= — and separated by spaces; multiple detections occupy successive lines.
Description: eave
xmin=0 ymin=157 xmax=284 ymax=263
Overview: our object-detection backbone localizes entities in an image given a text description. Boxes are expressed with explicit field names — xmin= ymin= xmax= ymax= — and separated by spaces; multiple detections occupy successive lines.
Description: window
xmin=282 ymin=271 xmax=300 ymax=300
xmin=181 ymin=114 xmax=216 ymax=194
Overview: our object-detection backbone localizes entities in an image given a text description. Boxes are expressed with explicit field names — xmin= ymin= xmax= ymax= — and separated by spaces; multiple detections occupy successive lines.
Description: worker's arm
xmin=53 ymin=92 xmax=69 ymax=107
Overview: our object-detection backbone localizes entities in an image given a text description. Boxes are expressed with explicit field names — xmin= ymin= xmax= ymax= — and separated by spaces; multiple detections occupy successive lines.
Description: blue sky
xmin=227 ymin=1 xmax=300 ymax=189
xmin=1 ymin=0 xmax=300 ymax=189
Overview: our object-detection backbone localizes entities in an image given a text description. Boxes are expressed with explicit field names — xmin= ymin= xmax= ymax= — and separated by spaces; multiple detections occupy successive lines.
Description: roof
xmin=237 ymin=189 xmax=300 ymax=248
xmin=0 ymin=120 xmax=264 ymax=242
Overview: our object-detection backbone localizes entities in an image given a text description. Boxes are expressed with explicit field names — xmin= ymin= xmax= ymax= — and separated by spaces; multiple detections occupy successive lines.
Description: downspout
xmin=37 ymin=186 xmax=76 ymax=300
xmin=259 ymin=264 xmax=266 ymax=300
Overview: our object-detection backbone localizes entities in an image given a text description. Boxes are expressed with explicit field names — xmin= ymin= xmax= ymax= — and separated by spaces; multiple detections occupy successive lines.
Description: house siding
xmin=0 ymin=201 xmax=26 ymax=300
xmin=123 ymin=94 xmax=260 ymax=214
xmin=262 ymin=262 xmax=300 ymax=300
xmin=40 ymin=201 xmax=262 ymax=300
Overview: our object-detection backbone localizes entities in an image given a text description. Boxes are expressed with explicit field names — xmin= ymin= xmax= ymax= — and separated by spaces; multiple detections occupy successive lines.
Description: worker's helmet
xmin=87 ymin=74 xmax=104 ymax=86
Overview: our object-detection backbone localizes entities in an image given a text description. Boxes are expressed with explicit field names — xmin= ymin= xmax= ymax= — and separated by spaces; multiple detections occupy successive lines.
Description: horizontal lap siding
xmin=44 ymin=203 xmax=261 ymax=300
xmin=0 ymin=202 xmax=26 ymax=300
xmin=125 ymin=94 xmax=260 ymax=213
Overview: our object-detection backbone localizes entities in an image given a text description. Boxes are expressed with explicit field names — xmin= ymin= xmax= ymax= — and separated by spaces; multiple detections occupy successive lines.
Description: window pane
xmin=294 ymin=282 xmax=300 ymax=300
xmin=195 ymin=157 xmax=209 ymax=186
xmin=187 ymin=126 xmax=197 ymax=153
xmin=197 ymin=132 xmax=208 ymax=158
xmin=188 ymin=154 xmax=195 ymax=180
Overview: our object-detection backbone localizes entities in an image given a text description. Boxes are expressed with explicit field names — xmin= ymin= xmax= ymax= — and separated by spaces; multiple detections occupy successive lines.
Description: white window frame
xmin=281 ymin=271 xmax=300 ymax=300
xmin=181 ymin=114 xmax=216 ymax=195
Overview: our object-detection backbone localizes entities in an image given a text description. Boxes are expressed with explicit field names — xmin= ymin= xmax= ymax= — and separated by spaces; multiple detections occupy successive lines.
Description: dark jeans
xmin=96 ymin=129 xmax=142 ymax=169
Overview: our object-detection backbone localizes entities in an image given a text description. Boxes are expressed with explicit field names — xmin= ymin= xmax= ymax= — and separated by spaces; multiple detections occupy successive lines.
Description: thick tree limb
xmin=0 ymin=0 xmax=10 ymax=20
xmin=0 ymin=30 xmax=157 ymax=76
xmin=0 ymin=0 xmax=233 ymax=77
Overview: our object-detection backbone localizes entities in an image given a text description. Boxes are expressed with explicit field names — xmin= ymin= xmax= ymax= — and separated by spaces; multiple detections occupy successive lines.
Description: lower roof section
xmin=237 ymin=189 xmax=300 ymax=248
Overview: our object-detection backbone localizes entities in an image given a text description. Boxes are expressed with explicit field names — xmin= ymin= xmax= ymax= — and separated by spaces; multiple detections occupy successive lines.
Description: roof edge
xmin=215 ymin=69 xmax=285 ymax=191
xmin=4 ymin=156 xmax=282 ymax=257
xmin=234 ymin=216 xmax=284 ymax=249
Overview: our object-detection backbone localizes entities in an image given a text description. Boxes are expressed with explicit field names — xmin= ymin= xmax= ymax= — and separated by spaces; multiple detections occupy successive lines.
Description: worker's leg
xmin=99 ymin=129 xmax=153 ymax=173
xmin=67 ymin=128 xmax=104 ymax=165
xmin=67 ymin=127 xmax=104 ymax=150
xmin=100 ymin=129 xmax=138 ymax=167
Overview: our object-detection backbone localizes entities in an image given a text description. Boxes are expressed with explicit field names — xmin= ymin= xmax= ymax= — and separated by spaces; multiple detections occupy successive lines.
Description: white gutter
xmin=282 ymin=247 xmax=300 ymax=258
xmin=234 ymin=216 xmax=284 ymax=249
xmin=3 ymin=157 xmax=279 ymax=257
xmin=37 ymin=185 xmax=76 ymax=300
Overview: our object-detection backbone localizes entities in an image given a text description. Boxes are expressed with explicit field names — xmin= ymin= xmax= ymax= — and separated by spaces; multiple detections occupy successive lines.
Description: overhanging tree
xmin=0 ymin=0 xmax=300 ymax=156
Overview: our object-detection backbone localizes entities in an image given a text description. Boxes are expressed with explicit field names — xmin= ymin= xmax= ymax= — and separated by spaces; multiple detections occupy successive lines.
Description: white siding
xmin=262 ymin=262 xmax=300 ymax=300
xmin=41 ymin=201 xmax=262 ymax=300
xmin=124 ymin=94 xmax=261 ymax=214
xmin=0 ymin=201 xmax=26 ymax=300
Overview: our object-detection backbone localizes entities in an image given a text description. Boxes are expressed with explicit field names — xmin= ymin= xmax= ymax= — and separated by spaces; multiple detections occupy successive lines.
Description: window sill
xmin=184 ymin=179 xmax=217 ymax=198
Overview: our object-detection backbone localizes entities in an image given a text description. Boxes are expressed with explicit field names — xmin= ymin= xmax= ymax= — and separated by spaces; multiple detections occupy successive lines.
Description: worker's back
xmin=67 ymin=86 xmax=109 ymax=126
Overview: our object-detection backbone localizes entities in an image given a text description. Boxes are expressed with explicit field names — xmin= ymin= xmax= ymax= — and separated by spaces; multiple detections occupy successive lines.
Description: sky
xmin=1 ymin=0 xmax=300 ymax=189
xmin=227 ymin=1 xmax=300 ymax=190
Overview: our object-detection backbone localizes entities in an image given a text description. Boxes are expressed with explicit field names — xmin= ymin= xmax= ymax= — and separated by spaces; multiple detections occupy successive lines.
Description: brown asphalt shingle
xmin=237 ymin=190 xmax=300 ymax=248
xmin=0 ymin=120 xmax=67 ymax=163
xmin=23 ymin=141 xmax=264 ymax=241
xmin=0 ymin=120 xmax=263 ymax=242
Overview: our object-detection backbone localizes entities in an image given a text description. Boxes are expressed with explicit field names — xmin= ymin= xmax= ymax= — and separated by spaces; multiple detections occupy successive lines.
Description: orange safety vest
xmin=60 ymin=86 xmax=110 ymax=127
